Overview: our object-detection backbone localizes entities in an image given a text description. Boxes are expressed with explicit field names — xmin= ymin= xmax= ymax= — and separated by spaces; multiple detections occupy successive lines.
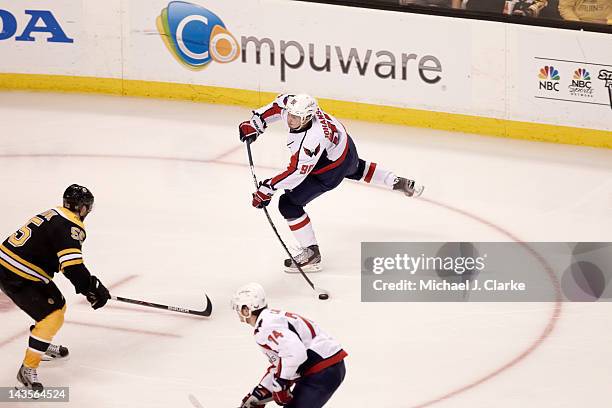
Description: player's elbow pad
xmin=63 ymin=264 xmax=92 ymax=294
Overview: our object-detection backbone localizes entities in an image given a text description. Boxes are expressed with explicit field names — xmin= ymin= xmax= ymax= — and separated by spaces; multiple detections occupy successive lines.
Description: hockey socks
xmin=24 ymin=305 xmax=65 ymax=369
xmin=287 ymin=213 xmax=317 ymax=248
xmin=358 ymin=161 xmax=396 ymax=188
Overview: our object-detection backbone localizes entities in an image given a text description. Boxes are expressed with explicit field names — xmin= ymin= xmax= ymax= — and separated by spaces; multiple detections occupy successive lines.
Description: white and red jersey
xmin=253 ymin=308 xmax=347 ymax=390
xmin=253 ymin=94 xmax=351 ymax=191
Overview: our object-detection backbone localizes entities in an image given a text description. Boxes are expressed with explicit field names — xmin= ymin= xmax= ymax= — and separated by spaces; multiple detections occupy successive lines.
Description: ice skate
xmin=42 ymin=344 xmax=69 ymax=362
xmin=284 ymin=245 xmax=322 ymax=273
xmin=16 ymin=364 xmax=43 ymax=392
xmin=393 ymin=177 xmax=424 ymax=197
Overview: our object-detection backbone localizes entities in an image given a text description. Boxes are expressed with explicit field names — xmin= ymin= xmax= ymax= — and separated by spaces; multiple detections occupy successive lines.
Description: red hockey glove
xmin=239 ymin=112 xmax=266 ymax=143
xmin=239 ymin=121 xmax=259 ymax=143
xmin=273 ymin=390 xmax=293 ymax=406
xmin=241 ymin=384 xmax=273 ymax=408
xmin=272 ymin=378 xmax=293 ymax=406
xmin=252 ymin=180 xmax=274 ymax=209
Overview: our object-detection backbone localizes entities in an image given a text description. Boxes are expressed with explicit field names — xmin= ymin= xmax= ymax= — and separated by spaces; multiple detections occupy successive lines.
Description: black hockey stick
xmin=246 ymin=140 xmax=330 ymax=300
xmin=110 ymin=294 xmax=212 ymax=317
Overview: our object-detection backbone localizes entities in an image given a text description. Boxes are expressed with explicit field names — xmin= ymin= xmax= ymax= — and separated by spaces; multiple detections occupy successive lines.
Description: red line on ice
xmin=409 ymin=197 xmax=562 ymax=408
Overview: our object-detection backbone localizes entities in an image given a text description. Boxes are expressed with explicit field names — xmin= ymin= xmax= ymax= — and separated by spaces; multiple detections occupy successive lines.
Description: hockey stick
xmin=245 ymin=140 xmax=330 ymax=300
xmin=110 ymin=294 xmax=212 ymax=317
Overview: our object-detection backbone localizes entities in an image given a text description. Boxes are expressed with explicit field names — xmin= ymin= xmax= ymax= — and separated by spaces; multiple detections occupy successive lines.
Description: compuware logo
xmin=157 ymin=1 xmax=239 ymax=70
xmin=538 ymin=65 xmax=560 ymax=91
xmin=153 ymin=2 xmax=444 ymax=85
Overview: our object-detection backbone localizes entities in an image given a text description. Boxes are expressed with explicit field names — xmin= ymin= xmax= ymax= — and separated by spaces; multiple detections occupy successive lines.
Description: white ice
xmin=0 ymin=91 xmax=611 ymax=408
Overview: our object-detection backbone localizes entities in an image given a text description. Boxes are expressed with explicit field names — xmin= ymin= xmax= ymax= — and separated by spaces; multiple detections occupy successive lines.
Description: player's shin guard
xmin=24 ymin=305 xmax=66 ymax=369
xmin=353 ymin=160 xmax=396 ymax=188
xmin=287 ymin=213 xmax=317 ymax=248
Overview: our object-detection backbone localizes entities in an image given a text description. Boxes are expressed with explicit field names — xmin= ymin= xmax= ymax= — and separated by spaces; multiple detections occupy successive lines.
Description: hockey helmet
xmin=286 ymin=94 xmax=317 ymax=129
xmin=63 ymin=184 xmax=94 ymax=212
xmin=231 ymin=282 xmax=267 ymax=318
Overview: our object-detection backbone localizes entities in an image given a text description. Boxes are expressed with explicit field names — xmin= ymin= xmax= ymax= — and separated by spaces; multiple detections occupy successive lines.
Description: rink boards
xmin=0 ymin=0 xmax=610 ymax=146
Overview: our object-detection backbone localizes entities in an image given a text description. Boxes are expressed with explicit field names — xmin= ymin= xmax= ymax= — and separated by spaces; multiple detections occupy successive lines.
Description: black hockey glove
xmin=241 ymin=384 xmax=273 ymax=408
xmin=85 ymin=275 xmax=110 ymax=310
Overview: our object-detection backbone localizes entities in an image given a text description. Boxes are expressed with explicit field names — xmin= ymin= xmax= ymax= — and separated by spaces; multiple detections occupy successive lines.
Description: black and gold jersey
xmin=0 ymin=207 xmax=87 ymax=283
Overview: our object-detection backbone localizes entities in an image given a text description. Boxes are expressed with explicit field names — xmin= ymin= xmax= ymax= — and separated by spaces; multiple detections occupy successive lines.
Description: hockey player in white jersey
xmin=239 ymin=93 xmax=423 ymax=273
xmin=232 ymin=283 xmax=347 ymax=408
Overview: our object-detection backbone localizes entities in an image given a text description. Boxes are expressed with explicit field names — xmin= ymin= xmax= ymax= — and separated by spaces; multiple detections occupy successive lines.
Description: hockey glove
xmin=272 ymin=378 xmax=293 ymax=406
xmin=252 ymin=180 xmax=274 ymax=209
xmin=241 ymin=384 xmax=273 ymax=408
xmin=85 ymin=275 xmax=110 ymax=310
xmin=239 ymin=121 xmax=259 ymax=143
xmin=239 ymin=112 xmax=266 ymax=143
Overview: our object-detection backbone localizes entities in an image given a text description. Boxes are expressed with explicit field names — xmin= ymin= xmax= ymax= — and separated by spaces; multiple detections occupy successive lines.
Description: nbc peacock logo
xmin=157 ymin=1 xmax=240 ymax=70
xmin=569 ymin=68 xmax=593 ymax=98
xmin=538 ymin=65 xmax=560 ymax=91
xmin=573 ymin=68 xmax=591 ymax=81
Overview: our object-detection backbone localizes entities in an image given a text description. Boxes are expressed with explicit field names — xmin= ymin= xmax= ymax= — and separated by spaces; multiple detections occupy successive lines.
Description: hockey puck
xmin=318 ymin=293 xmax=329 ymax=300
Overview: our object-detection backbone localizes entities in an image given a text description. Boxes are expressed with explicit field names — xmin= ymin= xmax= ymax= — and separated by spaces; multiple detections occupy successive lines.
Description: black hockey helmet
xmin=63 ymin=184 xmax=94 ymax=212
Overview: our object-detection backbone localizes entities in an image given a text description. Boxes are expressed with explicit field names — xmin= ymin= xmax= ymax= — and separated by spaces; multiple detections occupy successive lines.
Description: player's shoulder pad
xmin=52 ymin=207 xmax=87 ymax=245
xmin=255 ymin=310 xmax=290 ymax=337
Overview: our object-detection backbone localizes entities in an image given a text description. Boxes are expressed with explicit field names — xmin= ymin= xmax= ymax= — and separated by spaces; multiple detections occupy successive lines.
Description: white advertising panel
xmin=0 ymin=0 xmax=122 ymax=78
xmin=509 ymin=25 xmax=612 ymax=130
xmin=126 ymin=0 xmax=472 ymax=113
xmin=0 ymin=0 xmax=610 ymax=133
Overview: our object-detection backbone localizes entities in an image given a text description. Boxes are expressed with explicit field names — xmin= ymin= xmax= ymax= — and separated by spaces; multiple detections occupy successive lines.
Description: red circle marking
xmin=411 ymin=197 xmax=562 ymax=407
xmin=0 ymin=151 xmax=562 ymax=406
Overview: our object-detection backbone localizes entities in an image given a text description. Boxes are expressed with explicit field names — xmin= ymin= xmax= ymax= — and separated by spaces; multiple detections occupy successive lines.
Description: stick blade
xmin=191 ymin=294 xmax=213 ymax=317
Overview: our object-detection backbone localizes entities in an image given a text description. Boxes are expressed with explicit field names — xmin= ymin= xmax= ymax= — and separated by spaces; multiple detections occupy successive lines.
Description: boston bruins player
xmin=0 ymin=184 xmax=110 ymax=391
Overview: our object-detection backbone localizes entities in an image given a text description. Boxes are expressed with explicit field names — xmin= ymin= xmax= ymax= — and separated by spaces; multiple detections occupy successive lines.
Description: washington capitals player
xmin=232 ymin=283 xmax=347 ymax=408
xmin=239 ymin=93 xmax=424 ymax=273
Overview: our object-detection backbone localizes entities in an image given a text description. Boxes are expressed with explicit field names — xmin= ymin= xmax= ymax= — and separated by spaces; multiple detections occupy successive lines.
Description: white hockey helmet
xmin=286 ymin=94 xmax=318 ymax=129
xmin=231 ymin=282 xmax=267 ymax=318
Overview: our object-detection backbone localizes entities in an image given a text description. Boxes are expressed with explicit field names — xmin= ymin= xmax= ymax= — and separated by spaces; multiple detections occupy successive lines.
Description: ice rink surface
xmin=0 ymin=91 xmax=611 ymax=407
